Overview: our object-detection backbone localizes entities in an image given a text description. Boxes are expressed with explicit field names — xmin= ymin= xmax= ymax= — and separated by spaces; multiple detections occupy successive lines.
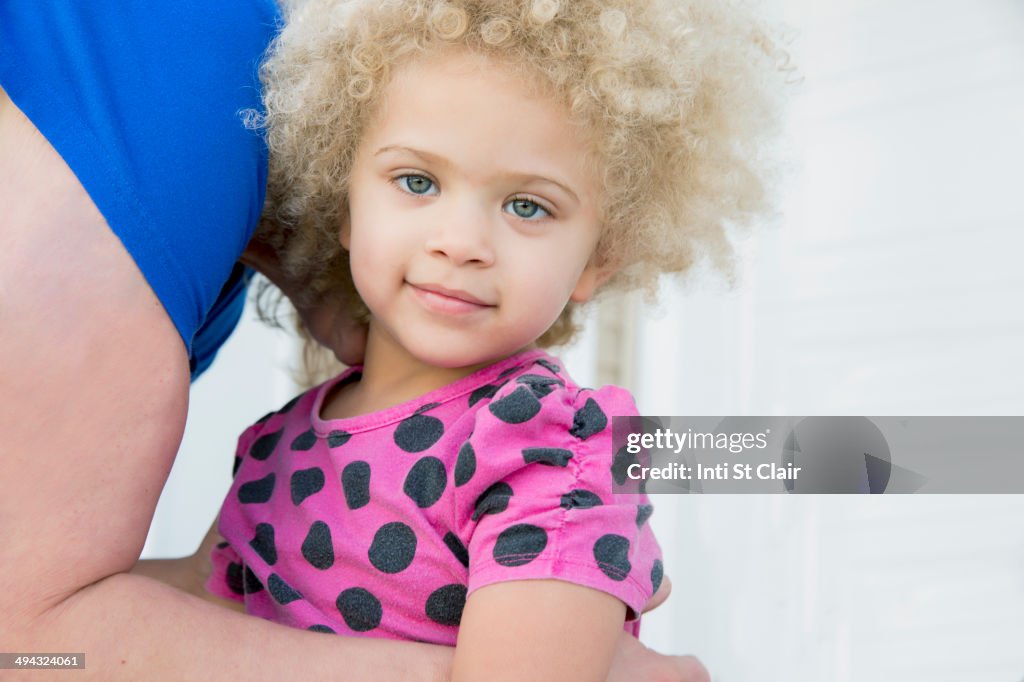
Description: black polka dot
xmin=611 ymin=446 xmax=639 ymax=486
xmin=249 ymin=523 xmax=278 ymax=566
xmin=560 ymin=489 xmax=604 ymax=509
xmin=244 ymin=565 xmax=264 ymax=594
xmin=342 ymin=461 xmax=371 ymax=510
xmin=216 ymin=541 xmax=229 ymax=549
xmin=238 ymin=473 xmax=275 ymax=504
xmin=534 ymin=358 xmax=561 ymax=375
xmin=327 ymin=430 xmax=351 ymax=448
xmin=250 ymin=429 xmax=283 ymax=460
xmin=651 ymin=559 xmax=664 ymax=594
xmin=368 ymin=522 xmax=417 ymax=574
xmin=226 ymin=562 xmax=245 ymax=595
xmin=403 ymin=457 xmax=447 ymax=508
xmin=472 ymin=482 xmax=513 ymax=521
xmin=443 ymin=531 xmax=470 ymax=568
xmin=291 ymin=428 xmax=317 ymax=451
xmin=488 ymin=386 xmax=541 ymax=424
xmin=636 ymin=504 xmax=654 ymax=528
xmin=336 ymin=587 xmax=382 ymax=632
xmin=468 ymin=383 xmax=501 ymax=407
xmin=593 ymin=534 xmax=632 ymax=581
xmin=307 ymin=624 xmax=335 ymax=634
xmin=454 ymin=441 xmax=476 ymax=487
xmin=302 ymin=520 xmax=335 ymax=570
xmin=522 ymin=447 xmax=573 ymax=467
xmin=515 ymin=374 xmax=564 ymax=399
xmin=425 ymin=584 xmax=467 ymax=626
xmin=493 ymin=524 xmax=547 ymax=567
xmin=232 ymin=456 xmax=242 ymax=478
xmin=291 ymin=467 xmax=325 ymax=505
xmin=255 ymin=411 xmax=275 ymax=424
xmin=267 ymin=573 xmax=302 ymax=604
xmin=569 ymin=398 xmax=607 ymax=440
xmin=393 ymin=414 xmax=445 ymax=453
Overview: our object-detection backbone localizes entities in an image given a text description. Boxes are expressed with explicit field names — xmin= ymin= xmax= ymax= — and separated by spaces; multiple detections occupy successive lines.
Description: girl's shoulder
xmin=465 ymin=353 xmax=639 ymax=475
xmin=476 ymin=352 xmax=638 ymax=435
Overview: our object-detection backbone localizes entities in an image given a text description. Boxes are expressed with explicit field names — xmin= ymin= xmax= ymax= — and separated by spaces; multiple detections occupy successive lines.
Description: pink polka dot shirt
xmin=207 ymin=349 xmax=663 ymax=644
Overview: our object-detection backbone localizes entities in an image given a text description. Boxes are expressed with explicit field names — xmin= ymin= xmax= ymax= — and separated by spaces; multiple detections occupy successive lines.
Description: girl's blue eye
xmin=505 ymin=197 xmax=550 ymax=220
xmin=396 ymin=174 xmax=437 ymax=195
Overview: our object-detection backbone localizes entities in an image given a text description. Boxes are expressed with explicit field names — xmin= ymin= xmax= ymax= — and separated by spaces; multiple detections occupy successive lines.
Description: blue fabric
xmin=189 ymin=264 xmax=257 ymax=382
xmin=0 ymin=1 xmax=281 ymax=379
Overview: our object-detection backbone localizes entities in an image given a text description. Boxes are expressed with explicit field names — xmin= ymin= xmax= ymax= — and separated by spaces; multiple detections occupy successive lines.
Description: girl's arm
xmin=451 ymin=580 xmax=625 ymax=682
xmin=450 ymin=376 xmax=674 ymax=681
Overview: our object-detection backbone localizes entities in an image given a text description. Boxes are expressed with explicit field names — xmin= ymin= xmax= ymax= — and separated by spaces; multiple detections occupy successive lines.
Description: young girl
xmin=203 ymin=0 xmax=785 ymax=677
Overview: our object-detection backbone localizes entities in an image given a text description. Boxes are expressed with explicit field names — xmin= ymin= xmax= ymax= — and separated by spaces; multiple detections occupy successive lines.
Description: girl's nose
xmin=423 ymin=202 xmax=496 ymax=267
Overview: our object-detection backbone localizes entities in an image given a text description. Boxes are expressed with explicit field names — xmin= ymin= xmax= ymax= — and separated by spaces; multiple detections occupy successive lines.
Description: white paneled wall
xmin=634 ymin=0 xmax=1024 ymax=680
xmin=639 ymin=496 xmax=1024 ymax=681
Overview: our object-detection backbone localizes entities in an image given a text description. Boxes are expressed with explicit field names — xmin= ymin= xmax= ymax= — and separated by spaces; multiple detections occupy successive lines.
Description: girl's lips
xmin=408 ymin=282 xmax=495 ymax=315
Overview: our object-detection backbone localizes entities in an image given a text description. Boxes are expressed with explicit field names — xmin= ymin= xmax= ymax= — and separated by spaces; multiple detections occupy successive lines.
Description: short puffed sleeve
xmin=453 ymin=376 xmax=664 ymax=621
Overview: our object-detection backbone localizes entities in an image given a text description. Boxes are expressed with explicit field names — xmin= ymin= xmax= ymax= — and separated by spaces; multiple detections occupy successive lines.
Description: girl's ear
xmin=569 ymin=261 xmax=617 ymax=303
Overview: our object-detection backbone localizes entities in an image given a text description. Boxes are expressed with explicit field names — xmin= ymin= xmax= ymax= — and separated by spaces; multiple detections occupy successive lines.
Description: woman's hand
xmin=240 ymin=235 xmax=368 ymax=366
xmin=642 ymin=574 xmax=673 ymax=614
xmin=607 ymin=575 xmax=710 ymax=682
xmin=608 ymin=633 xmax=710 ymax=682
xmin=293 ymin=288 xmax=368 ymax=367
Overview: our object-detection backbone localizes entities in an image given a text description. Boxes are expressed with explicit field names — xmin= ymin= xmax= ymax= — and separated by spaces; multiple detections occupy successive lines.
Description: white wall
xmin=635 ymin=0 xmax=1024 ymax=680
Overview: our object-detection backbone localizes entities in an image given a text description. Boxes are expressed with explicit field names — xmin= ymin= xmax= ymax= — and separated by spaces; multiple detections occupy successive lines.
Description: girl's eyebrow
xmin=374 ymin=144 xmax=580 ymax=204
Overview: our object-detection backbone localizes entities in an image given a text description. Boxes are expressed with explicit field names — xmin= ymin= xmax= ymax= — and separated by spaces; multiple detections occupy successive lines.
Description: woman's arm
xmin=131 ymin=519 xmax=246 ymax=613
xmin=451 ymin=580 xmax=625 ymax=682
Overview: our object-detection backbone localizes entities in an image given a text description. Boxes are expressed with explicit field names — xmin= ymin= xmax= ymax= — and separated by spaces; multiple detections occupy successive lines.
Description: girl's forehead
xmin=385 ymin=48 xmax=563 ymax=114
xmin=363 ymin=50 xmax=601 ymax=188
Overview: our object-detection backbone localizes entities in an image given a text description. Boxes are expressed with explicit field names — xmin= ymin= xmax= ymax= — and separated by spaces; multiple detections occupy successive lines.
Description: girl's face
xmin=343 ymin=50 xmax=608 ymax=371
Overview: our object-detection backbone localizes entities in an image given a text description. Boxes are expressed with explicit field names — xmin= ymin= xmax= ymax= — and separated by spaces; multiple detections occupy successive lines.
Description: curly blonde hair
xmin=252 ymin=0 xmax=793 ymax=349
